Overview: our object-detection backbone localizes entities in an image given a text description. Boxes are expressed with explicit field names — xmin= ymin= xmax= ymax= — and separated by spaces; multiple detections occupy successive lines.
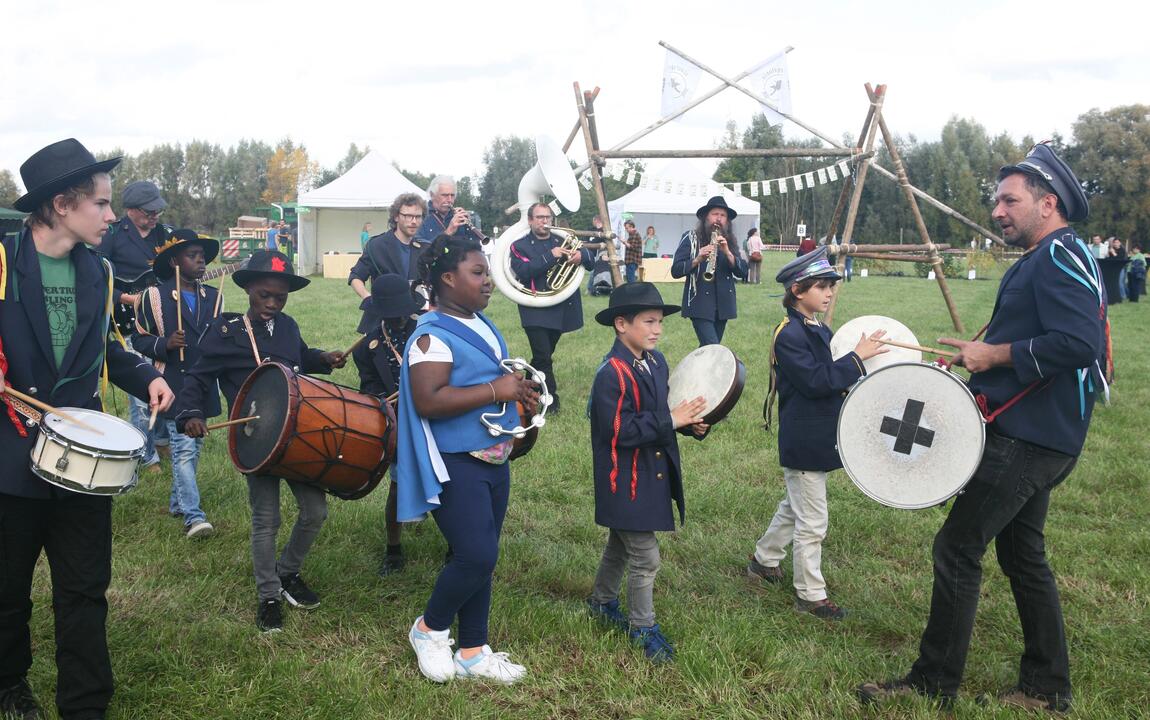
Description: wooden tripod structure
xmin=563 ymin=42 xmax=1005 ymax=332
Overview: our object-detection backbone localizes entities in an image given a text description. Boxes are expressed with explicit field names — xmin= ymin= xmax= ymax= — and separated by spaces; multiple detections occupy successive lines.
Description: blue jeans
xmin=690 ymin=318 xmax=727 ymax=346
xmin=908 ymin=430 xmax=1077 ymax=699
xmin=625 ymin=263 xmax=638 ymax=283
xmin=164 ymin=419 xmax=206 ymax=525
xmin=129 ymin=393 xmax=168 ymax=466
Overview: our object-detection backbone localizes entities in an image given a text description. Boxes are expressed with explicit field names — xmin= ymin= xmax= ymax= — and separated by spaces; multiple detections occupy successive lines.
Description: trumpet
xmin=448 ymin=206 xmax=491 ymax=246
xmin=703 ymin=225 xmax=723 ymax=282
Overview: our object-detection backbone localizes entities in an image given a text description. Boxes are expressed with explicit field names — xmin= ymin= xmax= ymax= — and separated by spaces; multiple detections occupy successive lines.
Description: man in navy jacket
xmin=671 ymin=196 xmax=748 ymax=346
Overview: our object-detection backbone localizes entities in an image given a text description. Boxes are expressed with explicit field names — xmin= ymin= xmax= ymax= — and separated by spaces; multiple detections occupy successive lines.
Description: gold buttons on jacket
xmin=656 ymin=473 xmax=664 ymax=480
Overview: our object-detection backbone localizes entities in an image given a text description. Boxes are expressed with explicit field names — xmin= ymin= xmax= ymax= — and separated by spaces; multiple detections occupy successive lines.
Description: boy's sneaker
xmin=628 ymin=623 xmax=674 ymax=663
xmin=746 ymin=556 xmax=784 ymax=583
xmin=256 ymin=598 xmax=283 ymax=633
xmin=453 ymin=645 xmax=526 ymax=684
xmin=586 ymin=597 xmax=629 ymax=631
xmin=978 ymin=686 xmax=1071 ymax=715
xmin=185 ymin=520 xmax=214 ymax=539
xmin=794 ymin=596 xmax=847 ymax=620
xmin=857 ymin=676 xmax=954 ymax=710
xmin=279 ymin=572 xmax=320 ymax=609
xmin=0 ymin=678 xmax=41 ymax=719
xmin=408 ymin=617 xmax=455 ymax=683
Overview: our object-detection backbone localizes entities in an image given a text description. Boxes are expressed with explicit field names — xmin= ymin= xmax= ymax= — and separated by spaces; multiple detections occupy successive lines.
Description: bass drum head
xmin=667 ymin=345 xmax=746 ymax=425
xmin=230 ymin=363 xmax=292 ymax=473
xmin=830 ymin=315 xmax=921 ymax=372
xmin=837 ymin=362 xmax=984 ymax=509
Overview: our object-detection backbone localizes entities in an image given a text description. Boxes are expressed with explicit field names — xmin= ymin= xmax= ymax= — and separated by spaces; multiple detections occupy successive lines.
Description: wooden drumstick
xmin=148 ymin=405 xmax=159 ymax=431
xmin=205 ymin=415 xmax=259 ymax=431
xmin=1 ymin=387 xmax=103 ymax=434
xmin=344 ymin=334 xmax=367 ymax=357
xmin=877 ymin=337 xmax=955 ymax=358
xmin=385 ymin=391 xmax=398 ymax=405
xmin=175 ymin=265 xmax=185 ymax=363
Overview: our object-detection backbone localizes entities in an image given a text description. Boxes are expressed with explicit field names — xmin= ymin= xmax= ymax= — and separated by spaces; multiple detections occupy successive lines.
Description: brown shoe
xmin=982 ymin=687 xmax=1070 ymax=715
xmin=858 ymin=677 xmax=954 ymax=710
xmin=746 ymin=556 xmax=783 ymax=583
xmin=794 ymin=596 xmax=847 ymax=620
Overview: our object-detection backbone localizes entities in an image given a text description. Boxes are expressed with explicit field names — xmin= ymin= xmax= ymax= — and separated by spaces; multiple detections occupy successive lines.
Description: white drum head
xmin=668 ymin=345 xmax=743 ymax=423
xmin=41 ymin=408 xmax=145 ymax=452
xmin=830 ymin=315 xmax=921 ymax=372
xmin=837 ymin=363 xmax=984 ymax=509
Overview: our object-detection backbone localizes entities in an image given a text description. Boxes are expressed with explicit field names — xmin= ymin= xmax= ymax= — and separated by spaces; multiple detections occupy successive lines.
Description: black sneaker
xmin=378 ymin=553 xmax=406 ymax=577
xmin=746 ymin=556 xmax=784 ymax=584
xmin=279 ymin=572 xmax=320 ymax=609
xmin=794 ymin=596 xmax=847 ymax=620
xmin=256 ymin=598 xmax=283 ymax=633
xmin=0 ymin=679 xmax=41 ymax=719
xmin=857 ymin=676 xmax=954 ymax=710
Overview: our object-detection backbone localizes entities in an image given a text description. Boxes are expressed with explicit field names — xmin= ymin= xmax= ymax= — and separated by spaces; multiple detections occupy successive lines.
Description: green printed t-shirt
xmin=38 ymin=252 xmax=77 ymax=368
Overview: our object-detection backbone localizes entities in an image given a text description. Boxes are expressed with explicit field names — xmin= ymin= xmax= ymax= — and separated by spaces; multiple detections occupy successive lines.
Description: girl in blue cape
xmin=396 ymin=234 xmax=538 ymax=684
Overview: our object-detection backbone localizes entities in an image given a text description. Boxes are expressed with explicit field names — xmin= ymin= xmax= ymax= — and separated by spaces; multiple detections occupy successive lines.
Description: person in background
xmin=360 ymin=222 xmax=373 ymax=250
xmin=643 ymin=226 xmax=659 ymax=259
xmin=745 ymin=228 xmax=764 ymax=284
xmin=623 ymin=220 xmax=642 ymax=283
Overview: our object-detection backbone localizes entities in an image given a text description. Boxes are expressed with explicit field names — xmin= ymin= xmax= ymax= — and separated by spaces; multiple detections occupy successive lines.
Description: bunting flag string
xmin=579 ymin=158 xmax=857 ymax=199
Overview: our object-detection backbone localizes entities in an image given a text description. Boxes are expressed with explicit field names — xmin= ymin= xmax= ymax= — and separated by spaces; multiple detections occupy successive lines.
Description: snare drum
xmin=30 ymin=408 xmax=146 ymax=495
xmin=837 ymin=362 xmax=984 ymax=509
xmin=830 ymin=315 xmax=921 ymax=372
xmin=228 ymin=362 xmax=395 ymax=500
xmin=667 ymin=344 xmax=746 ymax=425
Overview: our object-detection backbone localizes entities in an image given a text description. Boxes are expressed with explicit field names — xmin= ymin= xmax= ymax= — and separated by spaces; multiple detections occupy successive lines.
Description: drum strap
xmin=0 ymin=335 xmax=30 ymax=438
xmin=607 ymin=357 xmax=641 ymax=501
xmin=240 ymin=314 xmax=264 ymax=366
xmin=761 ymin=318 xmax=790 ymax=430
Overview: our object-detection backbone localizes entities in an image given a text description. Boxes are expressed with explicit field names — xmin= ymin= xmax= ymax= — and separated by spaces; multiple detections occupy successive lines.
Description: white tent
xmin=296 ymin=151 xmax=425 ymax=275
xmin=606 ymin=159 xmax=761 ymax=257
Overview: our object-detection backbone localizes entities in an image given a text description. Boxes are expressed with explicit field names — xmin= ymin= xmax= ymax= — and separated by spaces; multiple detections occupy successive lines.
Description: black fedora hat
xmin=361 ymin=273 xmax=422 ymax=325
xmin=1001 ymin=142 xmax=1089 ymax=223
xmin=153 ymin=229 xmax=221 ymax=280
xmin=232 ymin=250 xmax=310 ymax=292
xmin=595 ymin=282 xmax=681 ymax=326
xmin=14 ymin=138 xmax=122 ymax=212
xmin=696 ymin=195 xmax=738 ymax=221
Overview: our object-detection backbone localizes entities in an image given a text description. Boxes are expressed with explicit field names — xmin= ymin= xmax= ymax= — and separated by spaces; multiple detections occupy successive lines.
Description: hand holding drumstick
xmin=853 ymin=329 xmax=889 ymax=361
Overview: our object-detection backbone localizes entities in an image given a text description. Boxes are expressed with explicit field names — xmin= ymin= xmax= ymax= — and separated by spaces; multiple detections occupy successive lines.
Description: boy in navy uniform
xmin=860 ymin=144 xmax=1106 ymax=713
xmin=132 ymin=229 xmax=222 ymax=539
xmin=747 ymin=247 xmax=886 ymax=620
xmin=352 ymin=273 xmax=420 ymax=575
xmin=585 ymin=283 xmax=708 ymax=662
xmin=175 ymin=250 xmax=346 ymax=633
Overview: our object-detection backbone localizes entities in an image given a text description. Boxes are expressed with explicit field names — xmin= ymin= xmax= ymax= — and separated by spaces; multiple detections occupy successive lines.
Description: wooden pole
xmin=844 ymin=252 xmax=935 ymax=263
xmin=829 ymin=243 xmax=943 ymax=254
xmin=575 ymin=82 xmax=623 ymax=287
xmin=2 ymin=387 xmax=103 ymax=434
xmin=593 ymin=148 xmax=863 ymax=159
xmin=563 ymin=87 xmax=598 ymax=153
xmin=824 ymin=101 xmax=878 ymax=278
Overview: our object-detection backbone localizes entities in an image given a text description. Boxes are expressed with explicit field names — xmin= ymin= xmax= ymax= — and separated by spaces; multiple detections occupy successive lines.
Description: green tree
xmin=477 ymin=135 xmax=536 ymax=233
xmin=0 ymin=170 xmax=21 ymax=208
xmin=1068 ymin=105 xmax=1150 ymax=242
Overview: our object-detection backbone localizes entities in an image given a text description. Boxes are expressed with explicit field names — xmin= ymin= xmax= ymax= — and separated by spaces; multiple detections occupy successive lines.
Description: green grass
xmin=27 ymin=252 xmax=1150 ymax=718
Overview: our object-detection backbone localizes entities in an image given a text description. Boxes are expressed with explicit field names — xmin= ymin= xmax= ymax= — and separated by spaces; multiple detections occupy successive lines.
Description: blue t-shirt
xmin=266 ymin=228 xmax=278 ymax=249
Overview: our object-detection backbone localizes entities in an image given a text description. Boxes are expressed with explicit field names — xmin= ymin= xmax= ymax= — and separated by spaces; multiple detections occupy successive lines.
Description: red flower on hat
xmin=271 ymin=257 xmax=286 ymax=272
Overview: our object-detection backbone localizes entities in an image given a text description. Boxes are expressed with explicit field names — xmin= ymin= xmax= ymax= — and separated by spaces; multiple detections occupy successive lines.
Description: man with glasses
xmin=509 ymin=202 xmax=593 ymax=413
xmin=415 ymin=175 xmax=481 ymax=245
xmin=349 ymin=193 xmax=428 ymax=333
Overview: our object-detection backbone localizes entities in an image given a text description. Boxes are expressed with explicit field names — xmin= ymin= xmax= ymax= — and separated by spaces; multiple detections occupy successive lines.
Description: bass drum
xmin=830 ymin=315 xmax=921 ymax=373
xmin=228 ymin=362 xmax=395 ymax=500
xmin=837 ymin=362 xmax=984 ymax=509
xmin=667 ymin=345 xmax=746 ymax=425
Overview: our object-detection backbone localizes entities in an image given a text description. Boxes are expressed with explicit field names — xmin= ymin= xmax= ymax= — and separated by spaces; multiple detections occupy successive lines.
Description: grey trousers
xmin=246 ymin=475 xmax=328 ymax=601
xmin=590 ymin=529 xmax=661 ymax=627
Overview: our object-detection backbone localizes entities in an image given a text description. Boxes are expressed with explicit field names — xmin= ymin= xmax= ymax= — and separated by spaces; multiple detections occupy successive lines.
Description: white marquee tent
xmin=296 ymin=151 xmax=424 ymax=275
xmin=606 ymin=159 xmax=761 ymax=257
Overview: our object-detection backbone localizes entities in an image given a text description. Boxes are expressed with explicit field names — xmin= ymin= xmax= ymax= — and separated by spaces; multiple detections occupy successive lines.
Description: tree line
xmin=1 ymin=104 xmax=1145 ymax=245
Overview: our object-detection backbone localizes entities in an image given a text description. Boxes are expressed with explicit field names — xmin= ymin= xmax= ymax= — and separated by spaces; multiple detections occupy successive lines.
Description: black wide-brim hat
xmin=232 ymin=250 xmax=310 ymax=291
xmin=595 ymin=282 xmax=681 ymax=326
xmin=153 ymin=229 xmax=221 ymax=280
xmin=361 ymin=273 xmax=422 ymax=325
xmin=696 ymin=195 xmax=737 ymax=221
xmin=14 ymin=138 xmax=122 ymax=212
xmin=1001 ymin=142 xmax=1089 ymax=223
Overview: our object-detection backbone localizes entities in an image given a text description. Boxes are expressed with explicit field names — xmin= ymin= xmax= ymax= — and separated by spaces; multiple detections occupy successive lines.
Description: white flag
xmin=837 ymin=160 xmax=851 ymax=178
xmin=548 ymin=200 xmax=561 ymax=217
xmin=762 ymin=180 xmax=771 ymax=196
xmin=747 ymin=50 xmax=792 ymax=126
xmin=792 ymin=175 xmax=804 ymax=191
xmin=749 ymin=182 xmax=759 ymax=198
xmin=777 ymin=178 xmax=788 ymax=194
xmin=817 ymin=168 xmax=828 ymax=185
xmin=622 ymin=168 xmax=633 ymax=185
xmin=826 ymin=164 xmax=838 ymax=182
xmin=661 ymin=48 xmax=703 ymax=117
xmin=676 ymin=183 xmax=685 ymax=195
xmin=804 ymin=172 xmax=815 ymax=188
xmin=733 ymin=182 xmax=743 ymax=196
xmin=579 ymin=172 xmax=593 ymax=190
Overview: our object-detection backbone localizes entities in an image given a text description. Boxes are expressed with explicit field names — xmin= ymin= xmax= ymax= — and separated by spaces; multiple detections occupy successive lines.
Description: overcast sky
xmin=3 ymin=0 xmax=1146 ymax=193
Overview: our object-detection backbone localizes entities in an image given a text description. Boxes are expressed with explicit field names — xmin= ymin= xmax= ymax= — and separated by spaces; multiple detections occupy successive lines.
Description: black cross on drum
xmin=880 ymin=399 xmax=935 ymax=455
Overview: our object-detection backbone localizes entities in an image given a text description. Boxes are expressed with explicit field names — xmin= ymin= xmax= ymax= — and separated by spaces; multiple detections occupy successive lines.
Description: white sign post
xmin=796 ymin=223 xmax=807 ymax=238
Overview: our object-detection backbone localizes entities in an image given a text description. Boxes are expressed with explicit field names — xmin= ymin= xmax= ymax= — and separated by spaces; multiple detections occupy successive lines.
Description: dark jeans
xmin=625 ymin=263 xmax=638 ymax=283
xmin=524 ymin=326 xmax=563 ymax=406
xmin=0 ymin=492 xmax=114 ymax=718
xmin=423 ymin=454 xmax=510 ymax=648
xmin=909 ymin=431 xmax=1077 ymax=699
xmin=690 ymin=318 xmax=728 ymax=346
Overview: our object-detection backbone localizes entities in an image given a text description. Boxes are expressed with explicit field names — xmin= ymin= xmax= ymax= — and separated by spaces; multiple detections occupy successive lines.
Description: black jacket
xmin=509 ymin=231 xmax=592 ymax=332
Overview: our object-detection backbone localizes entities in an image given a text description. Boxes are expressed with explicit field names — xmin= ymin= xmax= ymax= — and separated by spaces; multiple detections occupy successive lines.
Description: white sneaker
xmin=186 ymin=520 xmax=214 ymax=539
xmin=408 ymin=617 xmax=455 ymax=682
xmin=454 ymin=645 xmax=526 ymax=684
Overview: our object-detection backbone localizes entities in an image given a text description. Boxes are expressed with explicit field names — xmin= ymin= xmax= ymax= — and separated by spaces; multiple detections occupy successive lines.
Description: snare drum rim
xmin=228 ymin=362 xmax=300 ymax=476
xmin=836 ymin=361 xmax=986 ymax=510
xmin=39 ymin=410 xmax=147 ymax=459
xmin=30 ymin=430 xmax=142 ymax=496
xmin=668 ymin=345 xmax=747 ymax=426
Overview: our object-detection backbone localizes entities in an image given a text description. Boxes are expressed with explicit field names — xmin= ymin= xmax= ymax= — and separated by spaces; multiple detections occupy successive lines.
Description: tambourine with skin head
xmin=480 ymin=358 xmax=552 ymax=440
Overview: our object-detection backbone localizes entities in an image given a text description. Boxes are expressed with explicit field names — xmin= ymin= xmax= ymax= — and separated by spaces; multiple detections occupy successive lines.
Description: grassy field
xmin=26 ymin=252 xmax=1150 ymax=719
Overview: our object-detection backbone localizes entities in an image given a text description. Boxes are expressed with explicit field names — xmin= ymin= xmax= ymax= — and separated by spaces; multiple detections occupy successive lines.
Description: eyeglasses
xmin=398 ymin=213 xmax=424 ymax=221
xmin=134 ymin=209 xmax=163 ymax=219
xmin=531 ymin=215 xmax=554 ymax=221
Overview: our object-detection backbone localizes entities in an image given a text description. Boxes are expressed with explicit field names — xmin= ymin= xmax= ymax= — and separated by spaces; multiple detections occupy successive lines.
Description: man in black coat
xmin=670 ymin=196 xmax=748 ymax=346
xmin=348 ymin=193 xmax=427 ymax=333
xmin=0 ymin=139 xmax=174 ymax=720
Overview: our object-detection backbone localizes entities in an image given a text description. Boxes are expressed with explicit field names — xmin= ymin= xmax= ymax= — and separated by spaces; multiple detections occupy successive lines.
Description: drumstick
xmin=1 ymin=387 xmax=103 ymax=434
xmin=877 ymin=337 xmax=955 ymax=358
xmin=148 ymin=405 xmax=159 ymax=431
xmin=344 ymin=334 xmax=367 ymax=357
xmin=385 ymin=391 xmax=398 ymax=405
xmin=205 ymin=415 xmax=259 ymax=431
xmin=175 ymin=266 xmax=185 ymax=363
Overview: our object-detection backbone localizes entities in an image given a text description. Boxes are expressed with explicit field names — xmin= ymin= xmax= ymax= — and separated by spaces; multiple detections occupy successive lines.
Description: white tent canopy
xmin=296 ymin=151 xmax=424 ymax=275
xmin=607 ymin=159 xmax=761 ymax=257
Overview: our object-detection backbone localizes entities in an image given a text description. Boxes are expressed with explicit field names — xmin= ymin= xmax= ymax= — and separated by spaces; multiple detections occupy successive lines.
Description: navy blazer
xmin=415 ymin=209 xmax=482 ymax=245
xmin=671 ymin=229 xmax=748 ymax=321
xmin=174 ymin=311 xmax=332 ymax=429
xmin=353 ymin=317 xmax=416 ymax=397
xmin=589 ymin=340 xmax=693 ymax=532
xmin=0 ymin=230 xmax=160 ymax=499
xmin=509 ymin=232 xmax=593 ymax=332
xmin=773 ymin=307 xmax=865 ymax=472
xmin=347 ymin=230 xmax=427 ymax=332
xmin=96 ymin=216 xmax=171 ymax=281
xmin=130 ymin=278 xmax=222 ymax=420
